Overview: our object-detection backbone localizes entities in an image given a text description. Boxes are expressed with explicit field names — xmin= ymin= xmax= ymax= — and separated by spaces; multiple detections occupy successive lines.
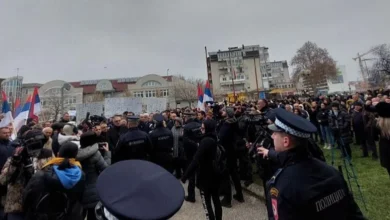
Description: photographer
xmin=0 ymin=130 xmax=53 ymax=220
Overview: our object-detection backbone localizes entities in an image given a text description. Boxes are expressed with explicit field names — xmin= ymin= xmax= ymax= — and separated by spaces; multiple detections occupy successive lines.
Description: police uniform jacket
xmin=149 ymin=126 xmax=174 ymax=169
xmin=266 ymin=146 xmax=365 ymax=220
xmin=113 ymin=127 xmax=153 ymax=163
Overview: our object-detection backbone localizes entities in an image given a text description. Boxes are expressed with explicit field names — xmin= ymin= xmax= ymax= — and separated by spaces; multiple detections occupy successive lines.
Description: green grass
xmin=323 ymin=144 xmax=390 ymax=220
xmin=252 ymin=145 xmax=390 ymax=220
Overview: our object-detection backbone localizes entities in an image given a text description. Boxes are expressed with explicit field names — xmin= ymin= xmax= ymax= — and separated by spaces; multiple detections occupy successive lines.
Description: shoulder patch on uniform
xmin=270 ymin=187 xmax=279 ymax=198
xmin=271 ymin=198 xmax=279 ymax=220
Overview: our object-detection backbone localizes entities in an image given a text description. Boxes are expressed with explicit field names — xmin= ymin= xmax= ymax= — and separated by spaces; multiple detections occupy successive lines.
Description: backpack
xmin=34 ymin=191 xmax=70 ymax=220
xmin=212 ymin=142 xmax=228 ymax=177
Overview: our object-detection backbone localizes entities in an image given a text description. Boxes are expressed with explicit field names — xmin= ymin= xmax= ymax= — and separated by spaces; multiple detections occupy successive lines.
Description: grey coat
xmin=76 ymin=143 xmax=111 ymax=208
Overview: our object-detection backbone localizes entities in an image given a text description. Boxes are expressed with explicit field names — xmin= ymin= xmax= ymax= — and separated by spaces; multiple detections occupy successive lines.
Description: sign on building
xmin=104 ymin=97 xmax=142 ymax=117
xmin=142 ymin=97 xmax=167 ymax=113
xmin=76 ymin=102 xmax=104 ymax=122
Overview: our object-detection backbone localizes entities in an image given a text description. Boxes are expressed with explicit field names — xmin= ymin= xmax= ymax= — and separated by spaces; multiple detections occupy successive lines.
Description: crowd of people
xmin=0 ymin=89 xmax=389 ymax=219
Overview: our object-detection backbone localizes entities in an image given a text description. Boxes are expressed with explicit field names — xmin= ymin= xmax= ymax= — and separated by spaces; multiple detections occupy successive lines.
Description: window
xmin=142 ymin=81 xmax=161 ymax=87
xmin=134 ymin=91 xmax=144 ymax=97
xmin=162 ymin=89 xmax=169 ymax=97
xmin=145 ymin=90 xmax=156 ymax=97
xmin=222 ymin=77 xmax=226 ymax=81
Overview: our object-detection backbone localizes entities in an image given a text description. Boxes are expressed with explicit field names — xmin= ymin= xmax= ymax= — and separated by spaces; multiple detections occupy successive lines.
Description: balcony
xmin=220 ymin=78 xmax=246 ymax=86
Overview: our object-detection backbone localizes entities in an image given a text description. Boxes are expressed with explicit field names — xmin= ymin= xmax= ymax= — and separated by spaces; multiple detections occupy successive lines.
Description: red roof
xmin=69 ymin=76 xmax=173 ymax=94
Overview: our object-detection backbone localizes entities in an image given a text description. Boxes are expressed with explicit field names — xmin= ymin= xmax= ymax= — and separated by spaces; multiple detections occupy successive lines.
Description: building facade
xmin=21 ymin=83 xmax=43 ymax=101
xmin=208 ymin=45 xmax=269 ymax=102
xmin=39 ymin=80 xmax=83 ymax=121
xmin=261 ymin=61 xmax=293 ymax=90
xmin=0 ymin=76 xmax=23 ymax=110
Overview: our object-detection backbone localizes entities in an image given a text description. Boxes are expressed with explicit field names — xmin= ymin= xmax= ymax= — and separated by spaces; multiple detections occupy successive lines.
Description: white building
xmin=208 ymin=45 xmax=269 ymax=101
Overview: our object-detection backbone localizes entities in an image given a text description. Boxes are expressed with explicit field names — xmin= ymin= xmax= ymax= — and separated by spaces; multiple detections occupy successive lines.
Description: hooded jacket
xmin=23 ymin=163 xmax=86 ymax=220
xmin=76 ymin=143 xmax=111 ymax=208
xmin=183 ymin=120 xmax=220 ymax=190
xmin=58 ymin=134 xmax=80 ymax=148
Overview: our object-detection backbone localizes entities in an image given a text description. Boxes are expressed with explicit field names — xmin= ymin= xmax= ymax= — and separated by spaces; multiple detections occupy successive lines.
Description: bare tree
xmin=171 ymin=75 xmax=203 ymax=107
xmin=41 ymin=96 xmax=66 ymax=121
xmin=291 ymin=41 xmax=337 ymax=94
xmin=372 ymin=44 xmax=390 ymax=75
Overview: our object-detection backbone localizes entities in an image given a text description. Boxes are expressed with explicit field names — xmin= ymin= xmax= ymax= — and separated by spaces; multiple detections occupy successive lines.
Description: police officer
xmin=95 ymin=160 xmax=184 ymax=220
xmin=182 ymin=110 xmax=202 ymax=202
xmin=258 ymin=108 xmax=365 ymax=220
xmin=112 ymin=116 xmax=153 ymax=164
xmin=149 ymin=114 xmax=174 ymax=173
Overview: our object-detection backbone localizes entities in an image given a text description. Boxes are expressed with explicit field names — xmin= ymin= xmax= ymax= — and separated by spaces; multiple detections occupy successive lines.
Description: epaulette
xmin=268 ymin=168 xmax=284 ymax=185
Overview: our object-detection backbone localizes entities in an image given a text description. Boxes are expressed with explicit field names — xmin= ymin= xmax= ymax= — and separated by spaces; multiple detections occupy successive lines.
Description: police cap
xmin=96 ymin=160 xmax=184 ymax=220
xmin=153 ymin=114 xmax=164 ymax=122
xmin=127 ymin=115 xmax=140 ymax=122
xmin=268 ymin=108 xmax=317 ymax=138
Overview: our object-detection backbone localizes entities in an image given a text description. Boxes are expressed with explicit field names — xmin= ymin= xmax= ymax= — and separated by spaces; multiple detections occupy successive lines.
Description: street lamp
xmin=60 ymin=83 xmax=72 ymax=116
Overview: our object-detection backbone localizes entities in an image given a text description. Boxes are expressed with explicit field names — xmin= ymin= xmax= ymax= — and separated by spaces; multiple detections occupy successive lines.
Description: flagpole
xmin=228 ymin=52 xmax=236 ymax=103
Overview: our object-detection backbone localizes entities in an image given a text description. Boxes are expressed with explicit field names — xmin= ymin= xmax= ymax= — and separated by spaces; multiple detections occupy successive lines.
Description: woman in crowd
xmin=23 ymin=142 xmax=85 ymax=220
xmin=76 ymin=131 xmax=111 ymax=220
xmin=182 ymin=119 xmax=222 ymax=220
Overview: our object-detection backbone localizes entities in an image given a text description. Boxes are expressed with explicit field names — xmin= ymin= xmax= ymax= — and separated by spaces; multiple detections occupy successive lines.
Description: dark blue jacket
xmin=113 ymin=127 xmax=153 ymax=163
xmin=266 ymin=147 xmax=365 ymax=220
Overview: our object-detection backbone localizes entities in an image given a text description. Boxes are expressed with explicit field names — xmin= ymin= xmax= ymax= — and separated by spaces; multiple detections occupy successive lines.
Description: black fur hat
xmin=376 ymin=102 xmax=390 ymax=118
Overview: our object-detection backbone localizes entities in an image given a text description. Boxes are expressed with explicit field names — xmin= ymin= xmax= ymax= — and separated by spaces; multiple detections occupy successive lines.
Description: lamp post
xmin=60 ymin=83 xmax=71 ymax=116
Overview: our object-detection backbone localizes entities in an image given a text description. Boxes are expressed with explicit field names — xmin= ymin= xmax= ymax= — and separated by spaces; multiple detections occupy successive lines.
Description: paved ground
xmin=172 ymin=183 xmax=268 ymax=220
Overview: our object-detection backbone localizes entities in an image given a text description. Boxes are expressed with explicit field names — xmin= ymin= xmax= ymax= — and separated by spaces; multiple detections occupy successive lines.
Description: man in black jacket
xmin=107 ymin=115 xmax=128 ymax=151
xmin=182 ymin=111 xmax=201 ymax=202
xmin=149 ymin=114 xmax=174 ymax=173
xmin=218 ymin=107 xmax=244 ymax=208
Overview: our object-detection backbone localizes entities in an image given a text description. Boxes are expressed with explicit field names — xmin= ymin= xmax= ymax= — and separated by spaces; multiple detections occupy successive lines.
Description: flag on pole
xmin=29 ymin=87 xmax=41 ymax=122
xmin=203 ymin=80 xmax=213 ymax=102
xmin=14 ymin=97 xmax=21 ymax=118
xmin=231 ymin=67 xmax=236 ymax=79
xmin=0 ymin=91 xmax=14 ymax=128
xmin=14 ymin=95 xmax=32 ymax=132
xmin=197 ymin=84 xmax=204 ymax=111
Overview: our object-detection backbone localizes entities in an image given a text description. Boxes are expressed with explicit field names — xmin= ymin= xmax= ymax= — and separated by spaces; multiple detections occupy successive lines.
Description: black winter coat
xmin=328 ymin=110 xmax=352 ymax=145
xmin=218 ymin=118 xmax=239 ymax=155
xmin=316 ymin=108 xmax=330 ymax=126
xmin=76 ymin=144 xmax=111 ymax=208
xmin=183 ymin=134 xmax=220 ymax=191
xmin=23 ymin=165 xmax=85 ymax=220
xmin=182 ymin=119 xmax=201 ymax=160
xmin=107 ymin=125 xmax=127 ymax=151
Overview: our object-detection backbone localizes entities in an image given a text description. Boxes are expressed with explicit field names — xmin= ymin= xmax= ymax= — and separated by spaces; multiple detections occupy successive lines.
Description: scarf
xmin=43 ymin=157 xmax=82 ymax=168
xmin=171 ymin=126 xmax=183 ymax=158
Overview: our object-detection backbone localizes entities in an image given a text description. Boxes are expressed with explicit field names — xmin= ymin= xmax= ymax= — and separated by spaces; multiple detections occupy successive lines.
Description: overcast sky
xmin=0 ymin=0 xmax=388 ymax=83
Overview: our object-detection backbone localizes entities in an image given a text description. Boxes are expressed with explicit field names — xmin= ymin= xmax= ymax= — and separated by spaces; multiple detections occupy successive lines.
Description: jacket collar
xmin=278 ymin=146 xmax=310 ymax=167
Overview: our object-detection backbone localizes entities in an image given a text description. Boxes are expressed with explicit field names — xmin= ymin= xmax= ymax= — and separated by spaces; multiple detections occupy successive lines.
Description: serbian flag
xmin=0 ymin=91 xmax=13 ymax=128
xmin=13 ymin=98 xmax=21 ymax=118
xmin=203 ymin=80 xmax=213 ymax=102
xmin=197 ymin=84 xmax=204 ymax=111
xmin=14 ymin=95 xmax=32 ymax=132
xmin=29 ymin=87 xmax=41 ymax=122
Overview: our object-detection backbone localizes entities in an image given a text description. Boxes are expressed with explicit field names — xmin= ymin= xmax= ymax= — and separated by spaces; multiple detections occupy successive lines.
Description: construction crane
xmin=353 ymin=47 xmax=379 ymax=82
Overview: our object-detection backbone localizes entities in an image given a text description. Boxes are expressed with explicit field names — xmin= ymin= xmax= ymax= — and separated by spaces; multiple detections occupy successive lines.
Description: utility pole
xmin=253 ymin=57 xmax=259 ymax=98
xmin=228 ymin=51 xmax=236 ymax=103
